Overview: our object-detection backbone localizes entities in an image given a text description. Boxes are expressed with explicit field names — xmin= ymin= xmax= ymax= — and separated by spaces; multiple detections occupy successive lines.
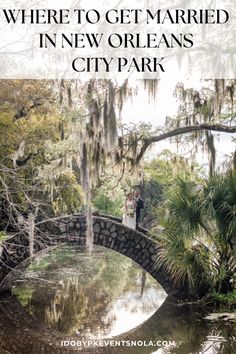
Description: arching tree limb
xmin=135 ymin=123 xmax=236 ymax=164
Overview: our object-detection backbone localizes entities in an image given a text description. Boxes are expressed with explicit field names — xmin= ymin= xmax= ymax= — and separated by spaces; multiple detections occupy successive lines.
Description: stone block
xmin=105 ymin=221 xmax=112 ymax=229
xmin=118 ymin=242 xmax=124 ymax=250
xmin=110 ymin=225 xmax=117 ymax=233
xmin=126 ymin=248 xmax=133 ymax=256
xmin=103 ymin=238 xmax=110 ymax=247
xmin=149 ymin=246 xmax=156 ymax=254
xmin=118 ymin=228 xmax=126 ymax=235
xmin=134 ymin=237 xmax=140 ymax=244
xmin=140 ymin=239 xmax=146 ymax=248
xmin=110 ymin=240 xmax=116 ymax=249
xmin=142 ymin=259 xmax=150 ymax=268
xmin=142 ymin=249 xmax=150 ymax=257
xmin=118 ymin=235 xmax=126 ymax=242
xmin=93 ymin=223 xmax=101 ymax=234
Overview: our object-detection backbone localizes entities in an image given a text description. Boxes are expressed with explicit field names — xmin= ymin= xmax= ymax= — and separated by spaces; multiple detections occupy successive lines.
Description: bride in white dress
xmin=122 ymin=192 xmax=136 ymax=230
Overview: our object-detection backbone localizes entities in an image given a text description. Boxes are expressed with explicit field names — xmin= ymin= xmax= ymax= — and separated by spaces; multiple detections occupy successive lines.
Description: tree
xmin=1 ymin=78 xmax=236 ymax=246
xmin=154 ymin=169 xmax=236 ymax=297
xmin=93 ymin=175 xmax=125 ymax=217
xmin=117 ymin=80 xmax=236 ymax=175
xmin=141 ymin=151 xmax=203 ymax=226
xmin=0 ymin=80 xmax=84 ymax=229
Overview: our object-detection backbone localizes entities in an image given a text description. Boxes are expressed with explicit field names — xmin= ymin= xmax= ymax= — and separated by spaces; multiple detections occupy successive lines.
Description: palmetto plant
xmin=154 ymin=170 xmax=236 ymax=297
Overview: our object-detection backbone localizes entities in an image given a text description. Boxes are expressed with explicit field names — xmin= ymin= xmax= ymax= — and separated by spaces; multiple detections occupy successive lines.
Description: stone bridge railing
xmin=0 ymin=214 xmax=186 ymax=298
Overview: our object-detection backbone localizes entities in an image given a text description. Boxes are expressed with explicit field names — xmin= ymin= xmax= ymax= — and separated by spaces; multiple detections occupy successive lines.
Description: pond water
xmin=0 ymin=245 xmax=235 ymax=354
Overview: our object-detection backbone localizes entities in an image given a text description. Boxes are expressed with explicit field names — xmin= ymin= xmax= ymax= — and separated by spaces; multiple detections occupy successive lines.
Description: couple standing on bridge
xmin=122 ymin=190 xmax=144 ymax=230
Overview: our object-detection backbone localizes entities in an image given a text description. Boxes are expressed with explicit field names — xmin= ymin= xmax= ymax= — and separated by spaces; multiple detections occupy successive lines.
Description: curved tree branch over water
xmin=134 ymin=122 xmax=236 ymax=164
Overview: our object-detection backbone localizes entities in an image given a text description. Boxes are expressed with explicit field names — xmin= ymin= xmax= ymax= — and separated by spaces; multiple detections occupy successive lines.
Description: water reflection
xmin=0 ymin=245 xmax=235 ymax=354
xmin=12 ymin=246 xmax=167 ymax=338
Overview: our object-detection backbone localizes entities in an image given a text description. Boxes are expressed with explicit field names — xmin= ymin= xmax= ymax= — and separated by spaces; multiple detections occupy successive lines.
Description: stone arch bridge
xmin=0 ymin=214 xmax=185 ymax=298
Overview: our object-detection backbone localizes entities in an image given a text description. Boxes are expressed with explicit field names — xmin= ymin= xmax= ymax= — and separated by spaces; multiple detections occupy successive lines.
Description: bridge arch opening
xmin=0 ymin=215 xmax=178 ymax=296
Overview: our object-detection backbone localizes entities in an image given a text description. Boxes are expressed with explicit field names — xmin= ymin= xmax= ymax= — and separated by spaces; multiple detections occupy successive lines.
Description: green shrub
xmin=209 ymin=290 xmax=236 ymax=307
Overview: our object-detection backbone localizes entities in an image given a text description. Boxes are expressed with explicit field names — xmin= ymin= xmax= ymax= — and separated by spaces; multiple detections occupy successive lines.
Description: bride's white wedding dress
xmin=122 ymin=199 xmax=136 ymax=230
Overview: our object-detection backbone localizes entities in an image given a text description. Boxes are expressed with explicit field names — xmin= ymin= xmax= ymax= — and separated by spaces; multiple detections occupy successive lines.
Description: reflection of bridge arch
xmin=0 ymin=292 xmax=213 ymax=354
xmin=0 ymin=214 xmax=181 ymax=296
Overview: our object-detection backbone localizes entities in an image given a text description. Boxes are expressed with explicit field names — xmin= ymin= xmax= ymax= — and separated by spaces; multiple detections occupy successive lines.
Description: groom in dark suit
xmin=135 ymin=190 xmax=144 ymax=229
